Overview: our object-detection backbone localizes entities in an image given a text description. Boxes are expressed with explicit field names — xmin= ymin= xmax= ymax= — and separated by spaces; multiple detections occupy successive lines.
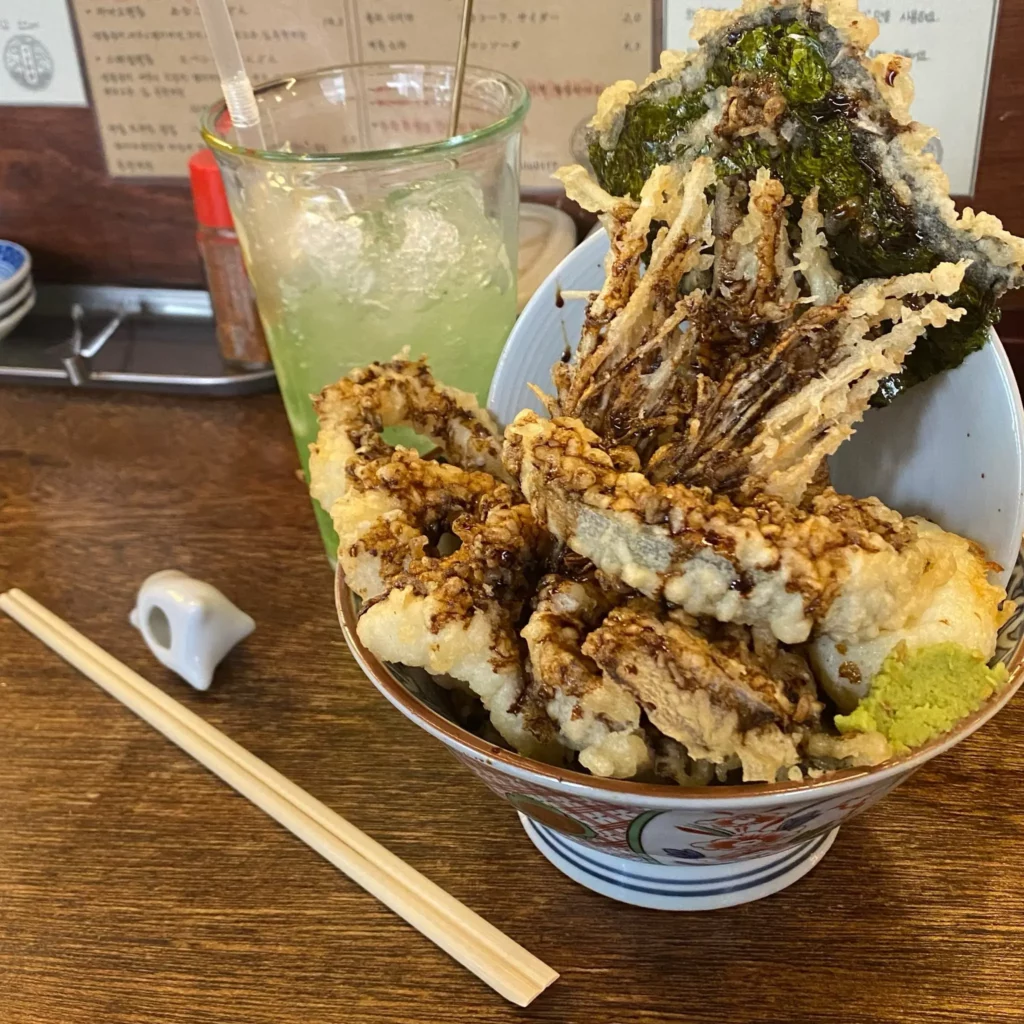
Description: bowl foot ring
xmin=519 ymin=812 xmax=839 ymax=910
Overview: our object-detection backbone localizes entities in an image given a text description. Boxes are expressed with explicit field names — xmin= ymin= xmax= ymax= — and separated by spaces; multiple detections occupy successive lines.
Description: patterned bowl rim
xmin=336 ymin=568 xmax=1024 ymax=802
xmin=0 ymin=239 xmax=30 ymax=286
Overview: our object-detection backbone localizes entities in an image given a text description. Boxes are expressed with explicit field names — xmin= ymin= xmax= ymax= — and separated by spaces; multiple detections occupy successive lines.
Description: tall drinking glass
xmin=201 ymin=63 xmax=528 ymax=557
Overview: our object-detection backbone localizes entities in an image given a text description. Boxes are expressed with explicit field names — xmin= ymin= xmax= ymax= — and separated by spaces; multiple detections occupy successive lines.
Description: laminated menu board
xmin=70 ymin=0 xmax=653 ymax=188
xmin=664 ymin=0 xmax=1000 ymax=195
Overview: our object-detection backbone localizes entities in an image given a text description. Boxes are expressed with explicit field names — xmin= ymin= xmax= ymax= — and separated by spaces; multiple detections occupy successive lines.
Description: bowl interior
xmin=489 ymin=230 xmax=1024 ymax=584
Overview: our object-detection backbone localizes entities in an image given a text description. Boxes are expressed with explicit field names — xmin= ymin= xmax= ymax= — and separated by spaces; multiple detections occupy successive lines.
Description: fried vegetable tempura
xmin=313 ymin=0 xmax=1018 ymax=786
xmin=309 ymin=357 xmax=564 ymax=762
xmin=554 ymin=159 xmax=968 ymax=504
xmin=582 ymin=0 xmax=1024 ymax=402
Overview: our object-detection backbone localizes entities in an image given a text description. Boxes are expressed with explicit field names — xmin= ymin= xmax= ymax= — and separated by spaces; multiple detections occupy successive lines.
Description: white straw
xmin=196 ymin=0 xmax=266 ymax=149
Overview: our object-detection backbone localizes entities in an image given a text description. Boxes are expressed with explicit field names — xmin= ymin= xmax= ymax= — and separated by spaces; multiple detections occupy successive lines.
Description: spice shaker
xmin=188 ymin=149 xmax=271 ymax=369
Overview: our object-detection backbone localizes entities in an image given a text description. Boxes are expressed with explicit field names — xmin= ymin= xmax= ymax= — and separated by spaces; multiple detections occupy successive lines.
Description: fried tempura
xmin=582 ymin=0 xmax=1024 ymax=401
xmin=583 ymin=600 xmax=812 ymax=782
xmin=309 ymin=357 xmax=565 ymax=763
xmin=504 ymin=410 xmax=956 ymax=647
xmin=312 ymin=0 xmax=1019 ymax=786
xmin=555 ymin=159 xmax=968 ymax=505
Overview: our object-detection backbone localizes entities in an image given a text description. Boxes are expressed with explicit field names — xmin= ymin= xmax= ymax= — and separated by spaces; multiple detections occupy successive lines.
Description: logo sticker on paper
xmin=4 ymin=34 xmax=54 ymax=92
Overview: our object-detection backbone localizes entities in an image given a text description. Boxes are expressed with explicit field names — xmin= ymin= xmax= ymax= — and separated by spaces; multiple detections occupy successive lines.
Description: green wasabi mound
xmin=835 ymin=642 xmax=1008 ymax=753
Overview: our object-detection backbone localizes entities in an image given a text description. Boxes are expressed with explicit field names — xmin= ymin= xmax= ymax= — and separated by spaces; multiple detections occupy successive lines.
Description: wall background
xmin=0 ymin=0 xmax=1021 ymax=293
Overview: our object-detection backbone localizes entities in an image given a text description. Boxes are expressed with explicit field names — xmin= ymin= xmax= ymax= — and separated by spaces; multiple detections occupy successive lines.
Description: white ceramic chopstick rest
xmin=129 ymin=570 xmax=254 ymax=690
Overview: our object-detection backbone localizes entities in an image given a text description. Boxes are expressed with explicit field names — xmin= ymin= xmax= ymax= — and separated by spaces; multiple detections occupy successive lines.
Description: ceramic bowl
xmin=0 ymin=241 xmax=31 ymax=301
xmin=337 ymin=570 xmax=1024 ymax=910
xmin=0 ymin=288 xmax=36 ymax=343
xmin=335 ymin=231 xmax=1024 ymax=910
xmin=0 ymin=277 xmax=33 ymax=318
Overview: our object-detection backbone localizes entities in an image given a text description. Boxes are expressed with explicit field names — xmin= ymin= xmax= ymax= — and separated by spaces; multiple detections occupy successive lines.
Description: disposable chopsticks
xmin=0 ymin=588 xmax=558 ymax=1007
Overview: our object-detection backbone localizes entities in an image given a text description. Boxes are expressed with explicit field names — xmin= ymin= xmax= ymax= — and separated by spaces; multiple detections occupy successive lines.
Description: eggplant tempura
xmin=310 ymin=0 xmax=1018 ymax=785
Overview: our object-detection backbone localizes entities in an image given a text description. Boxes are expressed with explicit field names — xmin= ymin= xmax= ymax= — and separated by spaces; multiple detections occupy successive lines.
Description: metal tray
xmin=0 ymin=285 xmax=277 ymax=396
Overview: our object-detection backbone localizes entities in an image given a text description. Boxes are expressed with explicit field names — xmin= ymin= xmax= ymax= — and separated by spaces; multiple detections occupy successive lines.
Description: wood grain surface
xmin=1 ymin=385 xmax=1023 ymax=1024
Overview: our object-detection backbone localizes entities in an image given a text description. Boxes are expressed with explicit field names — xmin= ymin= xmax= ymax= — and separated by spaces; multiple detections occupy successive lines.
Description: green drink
xmin=202 ymin=64 xmax=527 ymax=558
xmin=247 ymin=173 xmax=518 ymax=552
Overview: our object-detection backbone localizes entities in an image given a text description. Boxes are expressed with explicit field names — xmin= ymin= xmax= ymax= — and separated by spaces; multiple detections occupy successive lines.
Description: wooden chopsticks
xmin=0 ymin=588 xmax=558 ymax=1007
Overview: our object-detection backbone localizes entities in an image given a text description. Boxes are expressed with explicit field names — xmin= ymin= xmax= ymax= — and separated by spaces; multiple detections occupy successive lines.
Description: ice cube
xmin=256 ymin=169 xmax=512 ymax=316
xmin=378 ymin=172 xmax=512 ymax=307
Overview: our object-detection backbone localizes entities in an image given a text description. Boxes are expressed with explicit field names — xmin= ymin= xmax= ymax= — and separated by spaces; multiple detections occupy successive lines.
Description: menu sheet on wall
xmin=663 ymin=1 xmax=1000 ymax=195
xmin=1 ymin=0 xmax=87 ymax=105
xmin=70 ymin=0 xmax=652 ymax=187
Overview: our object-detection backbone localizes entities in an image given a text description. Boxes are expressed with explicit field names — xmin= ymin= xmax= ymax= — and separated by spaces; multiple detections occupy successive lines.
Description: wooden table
xmin=2 ymin=385 xmax=1023 ymax=1024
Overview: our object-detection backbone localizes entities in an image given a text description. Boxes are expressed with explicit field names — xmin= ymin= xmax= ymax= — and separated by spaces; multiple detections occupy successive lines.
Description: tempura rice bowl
xmin=337 ymin=557 xmax=1024 ymax=909
xmin=329 ymin=190 xmax=1024 ymax=909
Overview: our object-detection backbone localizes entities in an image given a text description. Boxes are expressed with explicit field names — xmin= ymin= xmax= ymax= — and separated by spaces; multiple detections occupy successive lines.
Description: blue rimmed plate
xmin=0 ymin=241 xmax=31 ymax=301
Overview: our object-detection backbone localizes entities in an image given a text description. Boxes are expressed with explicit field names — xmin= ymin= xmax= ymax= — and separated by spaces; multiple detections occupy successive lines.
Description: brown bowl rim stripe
xmin=336 ymin=568 xmax=1024 ymax=800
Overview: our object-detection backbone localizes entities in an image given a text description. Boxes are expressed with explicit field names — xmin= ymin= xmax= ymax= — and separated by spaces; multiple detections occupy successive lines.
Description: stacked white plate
xmin=0 ymin=241 xmax=35 ymax=342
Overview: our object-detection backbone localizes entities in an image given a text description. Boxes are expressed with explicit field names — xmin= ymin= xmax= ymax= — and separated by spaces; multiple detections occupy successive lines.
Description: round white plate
xmin=0 ymin=289 xmax=36 ymax=343
xmin=0 ymin=276 xmax=33 ymax=319
xmin=517 ymin=203 xmax=577 ymax=313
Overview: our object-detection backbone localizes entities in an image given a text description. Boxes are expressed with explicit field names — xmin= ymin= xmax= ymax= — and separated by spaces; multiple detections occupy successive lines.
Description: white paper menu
xmin=0 ymin=0 xmax=87 ymax=105
xmin=68 ymin=0 xmax=652 ymax=187
xmin=663 ymin=0 xmax=1000 ymax=194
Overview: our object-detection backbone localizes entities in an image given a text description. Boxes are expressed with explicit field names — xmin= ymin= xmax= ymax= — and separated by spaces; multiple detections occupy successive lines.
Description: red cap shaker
xmin=188 ymin=147 xmax=270 ymax=369
xmin=189 ymin=148 xmax=236 ymax=231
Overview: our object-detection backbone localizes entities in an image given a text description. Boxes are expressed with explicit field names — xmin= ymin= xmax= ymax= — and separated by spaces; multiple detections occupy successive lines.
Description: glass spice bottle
xmin=188 ymin=148 xmax=271 ymax=369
